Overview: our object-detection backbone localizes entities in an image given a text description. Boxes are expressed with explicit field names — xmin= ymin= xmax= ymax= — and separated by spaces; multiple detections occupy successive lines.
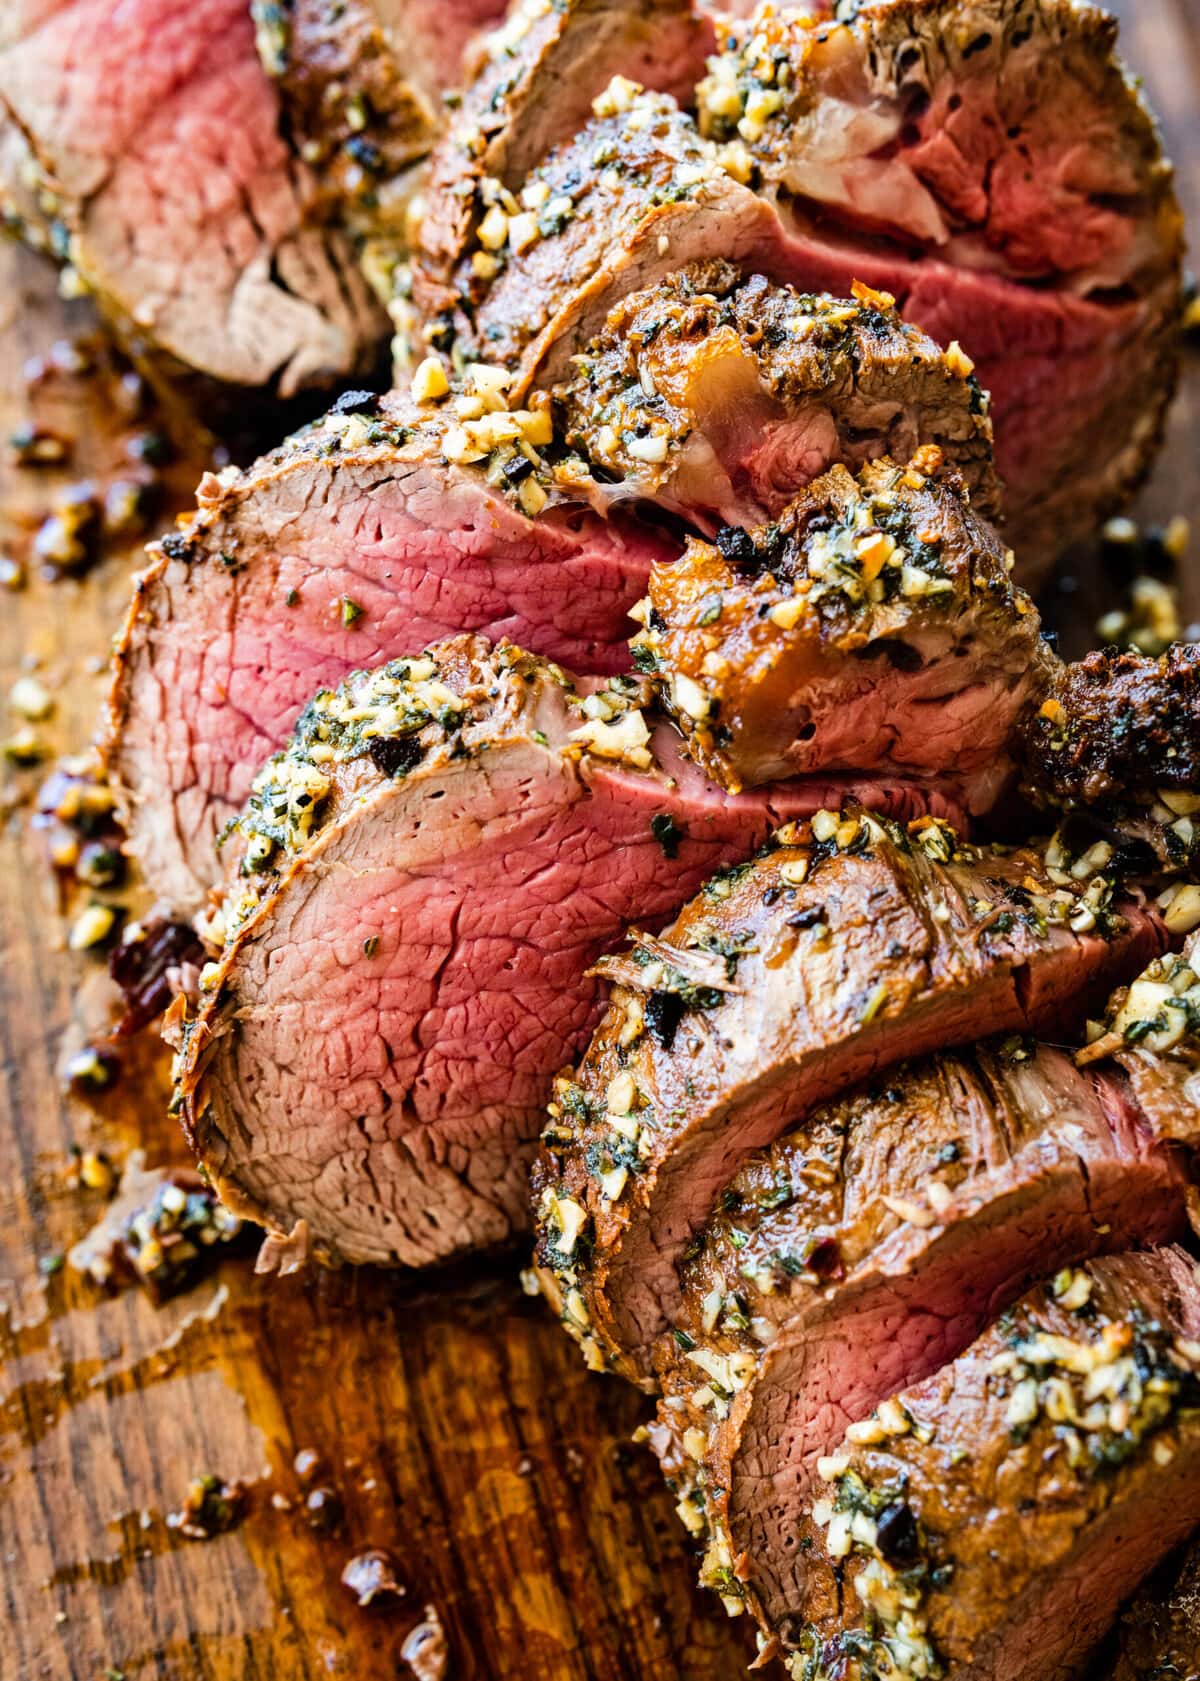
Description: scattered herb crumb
xmin=341 ymin=596 xmax=364 ymax=628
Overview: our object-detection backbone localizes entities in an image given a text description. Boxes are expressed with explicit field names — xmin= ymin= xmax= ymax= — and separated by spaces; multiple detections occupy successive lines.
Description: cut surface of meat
xmin=696 ymin=0 xmax=1183 ymax=573
xmin=104 ymin=393 xmax=680 ymax=914
xmin=533 ymin=809 xmax=1170 ymax=1387
xmin=175 ymin=637 xmax=953 ymax=1268
xmin=554 ymin=264 xmax=999 ymax=528
xmin=637 ymin=449 xmax=1046 ymax=806
xmin=648 ymin=1040 xmax=1187 ymax=1649
xmin=775 ymin=1248 xmax=1200 ymax=1681
xmin=413 ymin=0 xmax=715 ymax=329
xmin=0 ymin=0 xmax=384 ymax=393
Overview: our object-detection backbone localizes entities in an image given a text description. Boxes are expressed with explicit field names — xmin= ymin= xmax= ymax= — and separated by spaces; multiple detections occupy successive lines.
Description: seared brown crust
xmin=782 ymin=1249 xmax=1200 ymax=1680
xmin=650 ymin=1039 xmax=1186 ymax=1639
xmin=695 ymin=0 xmax=1183 ymax=573
xmin=1025 ymin=646 xmax=1200 ymax=805
xmin=1022 ymin=646 xmax=1200 ymax=875
xmin=412 ymin=0 xmax=714 ymax=329
xmin=531 ymin=810 xmax=1168 ymax=1388
xmin=639 ymin=450 xmax=1047 ymax=798
xmin=554 ymin=264 xmax=999 ymax=523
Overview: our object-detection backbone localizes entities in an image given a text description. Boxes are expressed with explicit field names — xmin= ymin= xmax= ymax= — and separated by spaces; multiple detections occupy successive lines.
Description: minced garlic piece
xmin=592 ymin=75 xmax=643 ymax=118
xmin=411 ymin=357 xmax=449 ymax=404
xmin=571 ymin=709 xmax=653 ymax=769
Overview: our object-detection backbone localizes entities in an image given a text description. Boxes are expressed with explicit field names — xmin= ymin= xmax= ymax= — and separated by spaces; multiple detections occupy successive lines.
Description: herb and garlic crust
xmin=106 ymin=295 xmax=1005 ymax=918
xmin=554 ymin=264 xmax=998 ymax=528
xmin=1079 ymin=931 xmax=1200 ymax=1147
xmin=775 ymin=1249 xmax=1200 ymax=1680
xmin=647 ymin=1028 xmax=1189 ymax=1657
xmin=532 ymin=810 xmax=1171 ymax=1389
xmin=172 ymin=636 xmax=950 ymax=1270
xmin=636 ymin=449 xmax=1045 ymax=805
xmin=419 ymin=0 xmax=1181 ymax=571
xmin=413 ymin=0 xmax=717 ymax=332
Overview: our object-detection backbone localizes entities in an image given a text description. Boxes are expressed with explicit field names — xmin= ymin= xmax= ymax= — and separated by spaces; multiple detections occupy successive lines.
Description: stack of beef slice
xmin=48 ymin=0 xmax=1199 ymax=1669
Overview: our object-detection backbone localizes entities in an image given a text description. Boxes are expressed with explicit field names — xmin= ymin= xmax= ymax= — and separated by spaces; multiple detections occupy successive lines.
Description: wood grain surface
xmin=1 ymin=4 xmax=1197 ymax=1676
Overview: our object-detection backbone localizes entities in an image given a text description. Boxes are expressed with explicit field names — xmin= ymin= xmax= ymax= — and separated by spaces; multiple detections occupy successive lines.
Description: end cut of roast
xmin=533 ymin=810 xmax=1170 ymax=1387
xmin=648 ymin=1035 xmax=1188 ymax=1651
xmin=438 ymin=0 xmax=1180 ymax=571
xmin=173 ymin=637 xmax=951 ymax=1269
xmin=0 ymin=0 xmax=383 ymax=393
xmin=781 ymin=1247 xmax=1200 ymax=1681
xmin=636 ymin=449 xmax=1048 ymax=808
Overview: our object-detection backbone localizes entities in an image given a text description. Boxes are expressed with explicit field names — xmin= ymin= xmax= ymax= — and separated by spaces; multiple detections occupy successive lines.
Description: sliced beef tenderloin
xmin=412 ymin=0 xmax=714 ymax=331
xmin=773 ymin=1248 xmax=1200 ymax=1681
xmin=445 ymin=86 xmax=790 ymax=401
xmin=648 ymin=1039 xmax=1188 ymax=1645
xmin=532 ymin=809 xmax=1170 ymax=1388
xmin=553 ymin=263 xmax=998 ymax=528
xmin=0 ymin=0 xmax=383 ymax=394
xmin=1021 ymin=644 xmax=1200 ymax=877
xmin=635 ymin=449 xmax=1047 ymax=809
xmin=104 ymin=392 xmax=679 ymax=915
xmin=1079 ymin=933 xmax=1200 ymax=1146
xmin=697 ymin=0 xmax=1183 ymax=574
xmin=250 ymin=0 xmax=442 ymax=243
xmin=1103 ymin=1535 xmax=1200 ymax=1681
xmin=173 ymin=637 xmax=950 ymax=1269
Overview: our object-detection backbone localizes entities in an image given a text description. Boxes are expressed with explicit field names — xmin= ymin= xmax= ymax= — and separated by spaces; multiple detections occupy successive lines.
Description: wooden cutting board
xmin=1 ymin=4 xmax=1197 ymax=1674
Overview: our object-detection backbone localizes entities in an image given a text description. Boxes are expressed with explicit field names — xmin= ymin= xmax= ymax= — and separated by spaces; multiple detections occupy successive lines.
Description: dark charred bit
xmin=109 ymin=918 xmax=206 ymax=1036
xmin=341 ymin=1547 xmax=407 ymax=1608
xmin=875 ymin=1501 xmax=921 ymax=1567
xmin=645 ymin=989 xmax=686 ymax=1051
xmin=367 ymin=734 xmax=425 ymax=779
xmin=329 ymin=388 xmax=382 ymax=416
xmin=714 ymin=524 xmax=760 ymax=575
xmin=169 ymin=1473 xmax=247 ymax=1540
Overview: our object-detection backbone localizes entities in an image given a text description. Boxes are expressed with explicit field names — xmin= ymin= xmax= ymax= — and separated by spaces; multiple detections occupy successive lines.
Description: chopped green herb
xmin=340 ymin=596 xmax=364 ymax=628
xmin=285 ymin=588 xmax=299 ymax=607
xmin=651 ymin=813 xmax=683 ymax=859
xmin=363 ymin=935 xmax=380 ymax=958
